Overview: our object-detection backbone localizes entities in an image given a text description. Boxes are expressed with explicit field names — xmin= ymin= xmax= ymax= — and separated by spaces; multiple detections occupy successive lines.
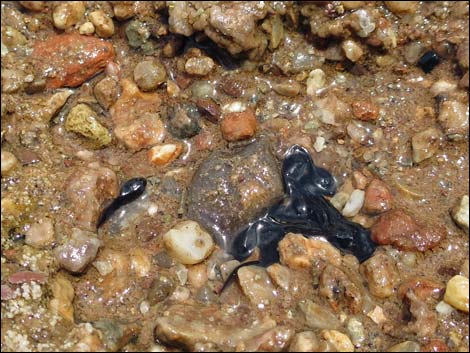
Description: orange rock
xmin=110 ymin=79 xmax=165 ymax=151
xmin=147 ymin=143 xmax=183 ymax=166
xmin=363 ymin=179 xmax=392 ymax=214
xmin=352 ymin=101 xmax=379 ymax=121
xmin=220 ymin=108 xmax=257 ymax=142
xmin=33 ymin=33 xmax=114 ymax=89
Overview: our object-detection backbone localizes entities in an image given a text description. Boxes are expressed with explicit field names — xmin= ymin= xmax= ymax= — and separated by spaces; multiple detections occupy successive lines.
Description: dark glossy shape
xmin=97 ymin=177 xmax=147 ymax=229
xmin=221 ymin=145 xmax=377 ymax=292
xmin=418 ymin=51 xmax=440 ymax=73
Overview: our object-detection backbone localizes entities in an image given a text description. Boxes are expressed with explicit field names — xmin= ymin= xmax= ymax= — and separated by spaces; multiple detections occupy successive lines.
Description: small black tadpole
xmin=418 ymin=51 xmax=440 ymax=73
xmin=97 ymin=177 xmax=147 ymax=229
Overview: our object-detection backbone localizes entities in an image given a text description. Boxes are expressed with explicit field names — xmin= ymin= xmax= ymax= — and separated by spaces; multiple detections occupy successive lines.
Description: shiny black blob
xmin=220 ymin=146 xmax=377 ymax=292
xmin=184 ymin=36 xmax=241 ymax=70
xmin=97 ymin=177 xmax=147 ymax=229
xmin=418 ymin=51 xmax=440 ymax=73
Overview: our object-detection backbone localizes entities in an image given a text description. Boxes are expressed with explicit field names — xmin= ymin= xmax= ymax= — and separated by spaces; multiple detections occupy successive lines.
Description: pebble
xmin=386 ymin=341 xmax=420 ymax=352
xmin=65 ymin=104 xmax=111 ymax=148
xmin=133 ymin=60 xmax=167 ymax=91
xmin=313 ymin=136 xmax=326 ymax=152
xmin=220 ymin=108 xmax=257 ymax=142
xmin=52 ymin=1 xmax=85 ymax=30
xmin=362 ymin=252 xmax=397 ymax=298
xmin=25 ymin=217 xmax=55 ymax=248
xmin=306 ymin=69 xmax=326 ymax=96
xmin=363 ymin=179 xmax=392 ymax=214
xmin=321 ymin=330 xmax=354 ymax=352
xmin=272 ymin=80 xmax=301 ymax=97
xmin=54 ymin=229 xmax=102 ymax=273
xmin=342 ymin=40 xmax=363 ymax=62
xmin=187 ymin=263 xmax=208 ymax=289
xmin=147 ymin=143 xmax=183 ymax=166
xmin=438 ymin=100 xmax=469 ymax=135
xmin=342 ymin=189 xmax=365 ymax=217
xmin=384 ymin=1 xmax=418 ymax=15
xmin=299 ymin=300 xmax=340 ymax=330
xmin=418 ymin=51 xmax=440 ymax=73
xmin=330 ymin=191 xmax=351 ymax=211
xmin=411 ymin=127 xmax=442 ymax=163
xmin=163 ymin=221 xmax=214 ymax=265
xmin=20 ymin=1 xmax=46 ymax=11
xmin=8 ymin=271 xmax=47 ymax=284
xmin=352 ymin=101 xmax=379 ymax=121
xmin=238 ymin=266 xmax=277 ymax=307
xmin=88 ymin=10 xmax=115 ymax=38
xmin=185 ymin=56 xmax=215 ymax=76
xmin=1 ymin=150 xmax=19 ymax=175
xmin=444 ymin=275 xmax=469 ymax=312
xmin=289 ymin=332 xmax=324 ymax=352
xmin=430 ymin=79 xmax=457 ymax=97
xmin=266 ymin=264 xmax=292 ymax=292
xmin=79 ymin=22 xmax=95 ymax=35
xmin=94 ymin=77 xmax=119 ymax=110
xmin=451 ymin=195 xmax=469 ymax=231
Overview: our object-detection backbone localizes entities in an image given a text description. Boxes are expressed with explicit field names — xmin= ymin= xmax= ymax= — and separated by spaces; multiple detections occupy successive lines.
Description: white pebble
xmin=342 ymin=189 xmax=365 ymax=217
xmin=451 ymin=195 xmax=469 ymax=231
xmin=140 ymin=300 xmax=150 ymax=314
xmin=306 ymin=69 xmax=326 ymax=96
xmin=342 ymin=40 xmax=364 ymax=62
xmin=435 ymin=301 xmax=454 ymax=315
xmin=313 ymin=136 xmax=326 ymax=152
xmin=222 ymin=101 xmax=247 ymax=113
xmin=163 ymin=220 xmax=214 ymax=265
xmin=430 ymin=80 xmax=457 ymax=96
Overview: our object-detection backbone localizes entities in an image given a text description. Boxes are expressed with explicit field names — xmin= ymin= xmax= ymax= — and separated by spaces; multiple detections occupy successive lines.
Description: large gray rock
xmin=187 ymin=140 xmax=283 ymax=250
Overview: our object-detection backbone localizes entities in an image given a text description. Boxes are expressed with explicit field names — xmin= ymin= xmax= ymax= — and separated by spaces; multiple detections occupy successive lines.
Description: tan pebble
xmin=220 ymin=108 xmax=257 ymax=142
xmin=148 ymin=143 xmax=183 ymax=166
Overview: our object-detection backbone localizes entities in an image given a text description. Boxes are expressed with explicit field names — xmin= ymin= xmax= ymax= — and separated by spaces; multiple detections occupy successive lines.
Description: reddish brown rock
xmin=371 ymin=209 xmax=445 ymax=251
xmin=220 ymin=108 xmax=257 ymax=142
xmin=352 ymin=101 xmax=379 ymax=121
xmin=33 ymin=34 xmax=115 ymax=89
xmin=363 ymin=179 xmax=393 ymax=214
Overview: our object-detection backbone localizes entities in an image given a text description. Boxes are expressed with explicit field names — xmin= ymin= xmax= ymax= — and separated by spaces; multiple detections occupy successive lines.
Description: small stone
xmin=163 ymin=221 xmax=214 ymax=265
xmin=52 ymin=1 xmax=86 ymax=30
xmin=220 ymin=108 xmax=257 ymax=142
xmin=444 ymin=275 xmax=469 ymax=313
xmin=94 ymin=77 xmax=119 ymax=110
xmin=320 ymin=330 xmax=354 ymax=352
xmin=25 ymin=217 xmax=55 ymax=249
xmin=342 ymin=40 xmax=363 ymax=62
xmin=306 ymin=69 xmax=326 ymax=96
xmin=363 ymin=179 xmax=392 ymax=214
xmin=352 ymin=171 xmax=369 ymax=190
xmin=313 ymin=136 xmax=326 ymax=152
xmin=187 ymin=263 xmax=208 ymax=289
xmin=266 ymin=264 xmax=292 ymax=292
xmin=55 ymin=229 xmax=102 ymax=273
xmin=418 ymin=51 xmax=440 ymax=73
xmin=134 ymin=60 xmax=167 ymax=91
xmin=185 ymin=56 xmax=215 ymax=76
xmin=330 ymin=191 xmax=351 ymax=211
xmin=278 ymin=233 xmax=342 ymax=269
xmin=299 ymin=300 xmax=341 ymax=330
xmin=451 ymin=195 xmax=469 ymax=231
xmin=238 ymin=266 xmax=277 ymax=307
xmin=147 ymin=143 xmax=183 ymax=166
xmin=384 ymin=1 xmax=419 ymax=15
xmin=65 ymin=104 xmax=111 ymax=148
xmin=1 ymin=150 xmax=19 ymax=175
xmin=386 ymin=341 xmax=420 ymax=352
xmin=367 ymin=306 xmax=387 ymax=324
xmin=430 ymin=80 xmax=457 ymax=97
xmin=79 ymin=22 xmax=95 ymax=35
xmin=438 ymin=100 xmax=469 ymax=135
xmin=88 ymin=10 xmax=115 ymax=38
xmin=342 ymin=189 xmax=365 ymax=217
xmin=272 ymin=80 xmax=301 ymax=97
xmin=411 ymin=127 xmax=442 ymax=163
xmin=352 ymin=101 xmax=379 ymax=121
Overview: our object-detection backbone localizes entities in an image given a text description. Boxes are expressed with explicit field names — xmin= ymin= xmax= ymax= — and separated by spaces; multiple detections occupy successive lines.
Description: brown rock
xmin=33 ymin=34 xmax=114 ymax=89
xmin=220 ymin=108 xmax=257 ymax=141
xmin=352 ymin=101 xmax=379 ymax=121
xmin=398 ymin=277 xmax=444 ymax=302
xmin=371 ymin=210 xmax=446 ymax=252
xmin=362 ymin=253 xmax=398 ymax=298
xmin=363 ymin=179 xmax=392 ymax=214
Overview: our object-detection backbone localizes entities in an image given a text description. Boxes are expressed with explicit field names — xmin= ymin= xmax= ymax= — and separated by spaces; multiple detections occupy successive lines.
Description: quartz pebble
xmin=238 ymin=266 xmax=277 ymax=307
xmin=451 ymin=195 xmax=469 ymax=231
xmin=438 ymin=100 xmax=469 ymax=135
xmin=185 ymin=56 xmax=215 ymax=76
xmin=342 ymin=40 xmax=363 ymax=62
xmin=163 ymin=221 xmax=214 ymax=265
xmin=411 ymin=127 xmax=442 ymax=163
xmin=444 ymin=275 xmax=469 ymax=313
xmin=52 ymin=1 xmax=85 ymax=30
xmin=147 ymin=143 xmax=183 ymax=166
xmin=88 ymin=10 xmax=115 ymax=38
xmin=25 ymin=217 xmax=55 ymax=248
xmin=134 ymin=60 xmax=167 ymax=91
xmin=342 ymin=189 xmax=365 ymax=217
xmin=306 ymin=69 xmax=326 ymax=96
xmin=1 ymin=150 xmax=19 ymax=175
